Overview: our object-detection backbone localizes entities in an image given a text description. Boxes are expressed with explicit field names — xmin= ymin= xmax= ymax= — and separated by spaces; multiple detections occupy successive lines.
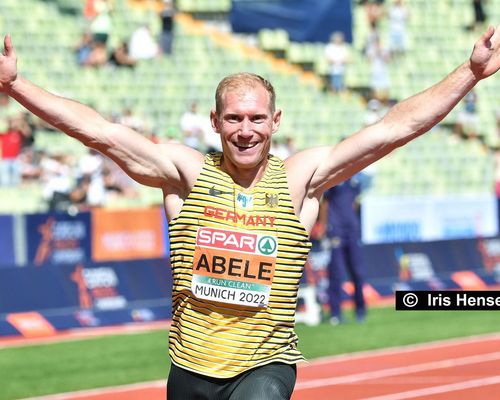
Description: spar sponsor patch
xmin=192 ymin=227 xmax=278 ymax=308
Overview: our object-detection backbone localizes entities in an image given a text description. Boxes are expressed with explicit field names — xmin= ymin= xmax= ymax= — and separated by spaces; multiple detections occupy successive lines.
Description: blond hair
xmin=215 ymin=72 xmax=276 ymax=117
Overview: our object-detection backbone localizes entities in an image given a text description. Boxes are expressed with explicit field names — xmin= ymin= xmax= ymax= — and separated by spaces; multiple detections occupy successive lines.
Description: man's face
xmin=211 ymin=85 xmax=281 ymax=172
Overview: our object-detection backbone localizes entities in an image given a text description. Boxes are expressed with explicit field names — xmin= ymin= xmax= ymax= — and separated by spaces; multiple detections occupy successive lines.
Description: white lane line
xmin=360 ymin=376 xmax=500 ymax=400
xmin=20 ymin=380 xmax=166 ymax=400
xmin=0 ymin=321 xmax=171 ymax=349
xmin=295 ymin=351 xmax=500 ymax=390
xmin=301 ymin=332 xmax=500 ymax=367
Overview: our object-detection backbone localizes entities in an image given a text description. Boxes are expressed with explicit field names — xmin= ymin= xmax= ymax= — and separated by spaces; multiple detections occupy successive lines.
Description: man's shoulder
xmin=284 ymin=147 xmax=330 ymax=190
xmin=284 ymin=147 xmax=329 ymax=171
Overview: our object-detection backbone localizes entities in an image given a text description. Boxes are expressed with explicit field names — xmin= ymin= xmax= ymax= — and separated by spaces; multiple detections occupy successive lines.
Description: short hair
xmin=215 ymin=72 xmax=276 ymax=117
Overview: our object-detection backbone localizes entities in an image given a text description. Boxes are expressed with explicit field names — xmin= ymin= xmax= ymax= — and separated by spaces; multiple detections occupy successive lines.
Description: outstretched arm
xmin=287 ymin=25 xmax=500 ymax=231
xmin=0 ymin=35 xmax=203 ymax=191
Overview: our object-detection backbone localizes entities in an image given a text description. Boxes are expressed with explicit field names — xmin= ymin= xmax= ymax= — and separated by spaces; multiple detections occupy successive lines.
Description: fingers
xmin=3 ymin=34 xmax=13 ymax=56
xmin=481 ymin=26 xmax=495 ymax=45
xmin=492 ymin=24 xmax=500 ymax=46
xmin=475 ymin=25 xmax=499 ymax=52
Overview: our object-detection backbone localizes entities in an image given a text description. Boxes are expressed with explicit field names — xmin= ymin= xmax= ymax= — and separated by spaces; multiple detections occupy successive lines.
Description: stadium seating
xmin=0 ymin=0 xmax=498 ymax=213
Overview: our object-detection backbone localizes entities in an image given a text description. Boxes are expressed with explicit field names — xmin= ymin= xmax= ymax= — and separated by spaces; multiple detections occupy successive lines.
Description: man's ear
xmin=272 ymin=109 xmax=282 ymax=134
xmin=210 ymin=109 xmax=220 ymax=133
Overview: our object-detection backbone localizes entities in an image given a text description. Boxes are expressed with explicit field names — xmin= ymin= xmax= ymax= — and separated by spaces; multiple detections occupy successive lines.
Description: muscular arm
xmin=287 ymin=25 xmax=500 ymax=232
xmin=1 ymin=35 xmax=204 ymax=194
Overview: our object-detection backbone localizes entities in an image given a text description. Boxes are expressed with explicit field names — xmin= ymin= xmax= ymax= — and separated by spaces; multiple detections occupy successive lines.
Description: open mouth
xmin=234 ymin=142 xmax=258 ymax=150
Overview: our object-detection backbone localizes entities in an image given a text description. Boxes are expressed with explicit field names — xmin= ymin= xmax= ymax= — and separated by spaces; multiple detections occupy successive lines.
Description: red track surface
xmin=19 ymin=333 xmax=500 ymax=400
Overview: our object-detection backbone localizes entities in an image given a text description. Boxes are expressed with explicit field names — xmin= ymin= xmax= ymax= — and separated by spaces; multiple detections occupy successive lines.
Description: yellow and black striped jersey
xmin=168 ymin=152 xmax=311 ymax=378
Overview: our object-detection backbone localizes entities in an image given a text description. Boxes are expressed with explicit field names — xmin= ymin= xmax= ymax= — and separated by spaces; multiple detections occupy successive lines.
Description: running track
xmin=18 ymin=332 xmax=500 ymax=400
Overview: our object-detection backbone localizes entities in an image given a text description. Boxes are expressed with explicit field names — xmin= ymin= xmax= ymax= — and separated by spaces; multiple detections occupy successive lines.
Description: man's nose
xmin=239 ymin=118 xmax=253 ymax=136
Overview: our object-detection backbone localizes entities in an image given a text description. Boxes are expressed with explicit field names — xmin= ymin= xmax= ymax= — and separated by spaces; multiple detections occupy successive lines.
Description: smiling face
xmin=211 ymin=74 xmax=281 ymax=184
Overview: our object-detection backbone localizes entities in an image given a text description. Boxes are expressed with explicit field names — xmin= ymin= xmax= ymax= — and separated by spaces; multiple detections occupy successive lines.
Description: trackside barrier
xmin=2 ymin=205 xmax=500 ymax=336
xmin=0 ymin=258 xmax=172 ymax=337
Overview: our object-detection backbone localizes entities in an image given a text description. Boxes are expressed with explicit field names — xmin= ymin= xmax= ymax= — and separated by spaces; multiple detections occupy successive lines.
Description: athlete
xmin=0 ymin=25 xmax=499 ymax=399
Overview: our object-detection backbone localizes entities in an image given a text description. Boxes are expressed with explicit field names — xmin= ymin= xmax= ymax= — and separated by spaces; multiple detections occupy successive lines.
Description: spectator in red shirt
xmin=0 ymin=115 xmax=32 ymax=186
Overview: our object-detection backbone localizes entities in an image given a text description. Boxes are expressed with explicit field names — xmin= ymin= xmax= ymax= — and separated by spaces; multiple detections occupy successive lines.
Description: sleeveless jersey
xmin=168 ymin=152 xmax=312 ymax=378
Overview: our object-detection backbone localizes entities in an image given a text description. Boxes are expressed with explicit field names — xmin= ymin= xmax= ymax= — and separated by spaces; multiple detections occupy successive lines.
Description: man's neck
xmin=220 ymin=156 xmax=268 ymax=189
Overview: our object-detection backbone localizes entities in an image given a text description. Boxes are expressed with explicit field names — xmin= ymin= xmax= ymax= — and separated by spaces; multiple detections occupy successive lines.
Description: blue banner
xmin=26 ymin=211 xmax=92 ymax=266
xmin=0 ymin=258 xmax=172 ymax=335
xmin=0 ymin=215 xmax=15 ymax=267
xmin=0 ymin=258 xmax=171 ymax=313
xmin=230 ymin=0 xmax=353 ymax=43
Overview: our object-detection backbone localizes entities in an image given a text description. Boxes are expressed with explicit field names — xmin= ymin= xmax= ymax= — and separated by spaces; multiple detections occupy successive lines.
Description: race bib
xmin=191 ymin=227 xmax=278 ymax=308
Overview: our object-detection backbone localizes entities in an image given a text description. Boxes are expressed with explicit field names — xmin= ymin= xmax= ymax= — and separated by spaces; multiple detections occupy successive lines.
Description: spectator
xmin=364 ymin=97 xmax=389 ymax=126
xmin=13 ymin=113 xmax=34 ymax=150
xmin=109 ymin=41 xmax=136 ymax=68
xmin=69 ymin=173 xmax=93 ymax=210
xmin=360 ymin=0 xmax=385 ymax=28
xmin=271 ymin=136 xmax=294 ymax=159
xmin=159 ymin=0 xmax=175 ymax=55
xmin=388 ymin=0 xmax=409 ymax=57
xmin=202 ymin=121 xmax=222 ymax=153
xmin=324 ymin=31 xmax=350 ymax=93
xmin=0 ymin=92 xmax=21 ymax=132
xmin=89 ymin=0 xmax=113 ymax=45
xmin=87 ymin=41 xmax=109 ymax=68
xmin=74 ymin=32 xmax=108 ymax=68
xmin=285 ymin=136 xmax=296 ymax=155
xmin=453 ymin=90 xmax=479 ymax=140
xmin=102 ymin=158 xmax=139 ymax=199
xmin=74 ymin=149 xmax=106 ymax=207
xmin=74 ymin=32 xmax=95 ymax=66
xmin=180 ymin=101 xmax=220 ymax=152
xmin=322 ymin=171 xmax=372 ymax=325
xmin=40 ymin=153 xmax=73 ymax=211
xmin=72 ymin=154 xmax=139 ymax=209
xmin=466 ymin=0 xmax=487 ymax=31
xmin=129 ymin=25 xmax=160 ymax=60
xmin=83 ymin=0 xmax=98 ymax=20
xmin=19 ymin=148 xmax=43 ymax=183
xmin=116 ymin=107 xmax=148 ymax=132
xmin=366 ymin=34 xmax=391 ymax=99
xmin=363 ymin=22 xmax=380 ymax=58
xmin=180 ymin=100 xmax=206 ymax=150
xmin=0 ymin=115 xmax=33 ymax=186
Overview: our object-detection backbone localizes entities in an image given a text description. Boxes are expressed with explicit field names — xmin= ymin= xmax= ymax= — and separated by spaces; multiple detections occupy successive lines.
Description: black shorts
xmin=167 ymin=362 xmax=297 ymax=400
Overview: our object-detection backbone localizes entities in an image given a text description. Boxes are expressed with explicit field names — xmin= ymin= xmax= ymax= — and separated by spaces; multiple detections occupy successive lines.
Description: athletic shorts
xmin=167 ymin=362 xmax=297 ymax=400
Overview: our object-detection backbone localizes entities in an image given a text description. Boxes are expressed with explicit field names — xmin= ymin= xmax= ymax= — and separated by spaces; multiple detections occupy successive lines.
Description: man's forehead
xmin=222 ymin=86 xmax=271 ymax=110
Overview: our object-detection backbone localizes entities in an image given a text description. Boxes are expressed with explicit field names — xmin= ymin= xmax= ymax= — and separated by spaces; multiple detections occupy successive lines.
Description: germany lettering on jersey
xmin=192 ymin=227 xmax=278 ymax=308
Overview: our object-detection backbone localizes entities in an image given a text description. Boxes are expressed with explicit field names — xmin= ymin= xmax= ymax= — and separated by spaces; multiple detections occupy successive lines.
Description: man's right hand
xmin=0 ymin=35 xmax=18 ymax=92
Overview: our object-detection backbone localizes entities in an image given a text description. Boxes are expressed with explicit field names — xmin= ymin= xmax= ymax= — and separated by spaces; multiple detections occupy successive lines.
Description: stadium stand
xmin=0 ymin=0 xmax=498 ymax=214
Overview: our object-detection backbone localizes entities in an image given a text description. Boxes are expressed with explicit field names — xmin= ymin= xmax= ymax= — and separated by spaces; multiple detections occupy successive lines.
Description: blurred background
xmin=1 ymin=0 xmax=500 ymax=396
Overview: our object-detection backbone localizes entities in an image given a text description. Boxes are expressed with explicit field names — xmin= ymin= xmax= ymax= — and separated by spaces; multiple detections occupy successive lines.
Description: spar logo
xmin=196 ymin=227 xmax=278 ymax=257
xmin=258 ymin=236 xmax=277 ymax=255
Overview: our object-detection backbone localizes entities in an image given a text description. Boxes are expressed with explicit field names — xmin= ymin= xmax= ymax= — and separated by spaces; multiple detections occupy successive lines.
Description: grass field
xmin=1 ymin=306 xmax=500 ymax=400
